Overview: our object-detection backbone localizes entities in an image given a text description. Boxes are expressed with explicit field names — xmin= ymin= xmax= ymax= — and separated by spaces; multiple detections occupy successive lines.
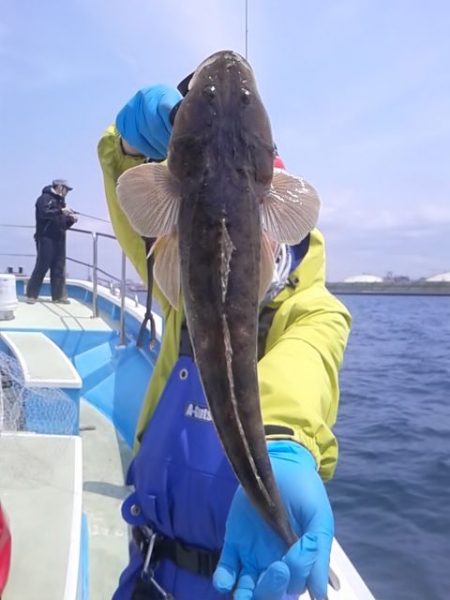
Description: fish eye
xmin=203 ymin=85 xmax=216 ymax=99
xmin=241 ymin=88 xmax=251 ymax=105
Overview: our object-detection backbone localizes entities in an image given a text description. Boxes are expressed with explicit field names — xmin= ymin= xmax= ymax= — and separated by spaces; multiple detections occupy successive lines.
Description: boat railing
xmin=0 ymin=224 xmax=138 ymax=346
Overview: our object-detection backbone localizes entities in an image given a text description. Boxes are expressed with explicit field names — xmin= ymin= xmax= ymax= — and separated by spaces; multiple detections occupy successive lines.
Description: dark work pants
xmin=26 ymin=236 xmax=67 ymax=300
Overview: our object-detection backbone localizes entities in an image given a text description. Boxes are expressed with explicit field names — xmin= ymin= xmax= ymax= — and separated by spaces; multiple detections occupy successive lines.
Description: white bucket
xmin=0 ymin=274 xmax=18 ymax=320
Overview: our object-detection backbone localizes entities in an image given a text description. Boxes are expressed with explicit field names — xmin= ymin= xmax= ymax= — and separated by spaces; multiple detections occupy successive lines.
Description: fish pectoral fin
xmin=259 ymin=234 xmax=275 ymax=300
xmin=153 ymin=233 xmax=180 ymax=309
xmin=261 ymin=170 xmax=320 ymax=245
xmin=116 ymin=163 xmax=181 ymax=238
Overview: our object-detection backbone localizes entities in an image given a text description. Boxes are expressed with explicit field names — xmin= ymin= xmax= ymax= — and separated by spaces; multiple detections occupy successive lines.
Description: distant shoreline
xmin=326 ymin=282 xmax=450 ymax=296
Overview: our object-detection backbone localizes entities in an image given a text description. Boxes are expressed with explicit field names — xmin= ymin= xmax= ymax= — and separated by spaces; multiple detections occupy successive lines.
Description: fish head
xmin=168 ymin=50 xmax=274 ymax=188
xmin=116 ymin=52 xmax=321 ymax=310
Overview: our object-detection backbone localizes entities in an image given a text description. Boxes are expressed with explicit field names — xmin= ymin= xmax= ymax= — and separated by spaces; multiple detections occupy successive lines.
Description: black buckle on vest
xmin=133 ymin=525 xmax=220 ymax=579
xmin=167 ymin=539 xmax=219 ymax=578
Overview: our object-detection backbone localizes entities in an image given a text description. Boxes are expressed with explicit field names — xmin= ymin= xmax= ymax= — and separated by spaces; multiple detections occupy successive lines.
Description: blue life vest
xmin=115 ymin=352 xmax=236 ymax=599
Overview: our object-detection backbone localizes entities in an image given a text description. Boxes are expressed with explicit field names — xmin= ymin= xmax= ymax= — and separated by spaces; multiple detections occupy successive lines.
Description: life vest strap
xmin=133 ymin=525 xmax=221 ymax=579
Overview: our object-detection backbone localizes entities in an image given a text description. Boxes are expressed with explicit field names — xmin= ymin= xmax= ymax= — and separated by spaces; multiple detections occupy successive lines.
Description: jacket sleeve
xmin=36 ymin=195 xmax=62 ymax=221
xmin=97 ymin=125 xmax=150 ymax=283
xmin=259 ymin=230 xmax=351 ymax=480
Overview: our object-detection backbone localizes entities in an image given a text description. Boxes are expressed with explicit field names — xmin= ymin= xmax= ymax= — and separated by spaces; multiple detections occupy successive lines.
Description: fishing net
xmin=0 ymin=350 xmax=77 ymax=435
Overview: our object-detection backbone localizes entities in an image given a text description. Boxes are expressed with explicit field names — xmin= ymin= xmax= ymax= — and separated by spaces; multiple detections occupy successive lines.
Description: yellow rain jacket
xmin=98 ymin=125 xmax=352 ymax=481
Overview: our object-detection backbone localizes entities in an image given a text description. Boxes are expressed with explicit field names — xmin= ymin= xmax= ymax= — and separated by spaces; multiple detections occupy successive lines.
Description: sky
xmin=0 ymin=0 xmax=449 ymax=282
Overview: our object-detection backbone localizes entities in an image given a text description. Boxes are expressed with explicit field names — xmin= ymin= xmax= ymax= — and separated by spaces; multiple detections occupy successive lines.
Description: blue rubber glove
xmin=116 ymin=85 xmax=183 ymax=160
xmin=213 ymin=441 xmax=333 ymax=600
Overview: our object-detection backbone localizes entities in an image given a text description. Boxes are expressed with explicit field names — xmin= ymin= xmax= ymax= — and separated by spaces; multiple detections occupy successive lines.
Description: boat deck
xmin=80 ymin=400 xmax=132 ymax=600
xmin=1 ymin=296 xmax=111 ymax=333
xmin=1 ymin=433 xmax=82 ymax=600
xmin=0 ymin=292 xmax=135 ymax=599
xmin=0 ymin=401 xmax=132 ymax=600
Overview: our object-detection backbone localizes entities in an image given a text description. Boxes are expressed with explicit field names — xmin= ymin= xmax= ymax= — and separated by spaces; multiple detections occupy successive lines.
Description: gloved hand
xmin=213 ymin=441 xmax=333 ymax=600
xmin=116 ymin=85 xmax=183 ymax=160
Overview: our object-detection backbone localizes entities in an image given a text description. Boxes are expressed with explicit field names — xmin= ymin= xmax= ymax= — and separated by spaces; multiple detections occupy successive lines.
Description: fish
xmin=117 ymin=49 xmax=321 ymax=562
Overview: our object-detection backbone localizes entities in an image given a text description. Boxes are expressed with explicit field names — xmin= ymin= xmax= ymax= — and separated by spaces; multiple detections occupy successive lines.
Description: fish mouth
xmin=178 ymin=51 xmax=249 ymax=97
xmin=196 ymin=50 xmax=248 ymax=72
xmin=188 ymin=50 xmax=251 ymax=92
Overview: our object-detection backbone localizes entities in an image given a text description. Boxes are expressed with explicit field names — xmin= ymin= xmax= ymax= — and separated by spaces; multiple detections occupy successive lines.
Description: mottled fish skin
xmin=168 ymin=50 xmax=297 ymax=547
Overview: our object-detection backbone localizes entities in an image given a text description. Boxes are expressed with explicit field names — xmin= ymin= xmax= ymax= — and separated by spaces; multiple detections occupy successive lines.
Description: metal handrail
xmin=66 ymin=257 xmax=92 ymax=269
xmin=0 ymin=224 xmax=34 ymax=229
xmin=0 ymin=253 xmax=35 ymax=258
xmin=71 ymin=227 xmax=116 ymax=240
xmin=0 ymin=223 xmax=140 ymax=345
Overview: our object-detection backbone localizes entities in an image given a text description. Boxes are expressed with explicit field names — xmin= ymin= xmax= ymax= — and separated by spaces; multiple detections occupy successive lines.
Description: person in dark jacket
xmin=26 ymin=179 xmax=77 ymax=304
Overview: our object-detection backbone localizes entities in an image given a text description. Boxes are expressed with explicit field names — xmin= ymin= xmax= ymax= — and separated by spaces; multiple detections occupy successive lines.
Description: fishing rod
xmin=72 ymin=211 xmax=111 ymax=224
xmin=0 ymin=213 xmax=111 ymax=228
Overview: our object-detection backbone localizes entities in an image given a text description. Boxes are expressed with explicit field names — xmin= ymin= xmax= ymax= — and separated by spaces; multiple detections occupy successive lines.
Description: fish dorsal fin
xmin=259 ymin=234 xmax=275 ymax=301
xmin=152 ymin=233 xmax=180 ymax=309
xmin=116 ymin=163 xmax=180 ymax=238
xmin=261 ymin=170 xmax=320 ymax=245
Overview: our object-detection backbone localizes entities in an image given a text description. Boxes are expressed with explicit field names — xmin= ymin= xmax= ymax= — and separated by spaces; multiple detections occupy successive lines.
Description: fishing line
xmin=244 ymin=0 xmax=249 ymax=59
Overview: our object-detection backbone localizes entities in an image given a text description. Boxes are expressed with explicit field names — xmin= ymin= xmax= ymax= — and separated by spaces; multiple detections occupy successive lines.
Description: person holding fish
xmin=98 ymin=52 xmax=351 ymax=600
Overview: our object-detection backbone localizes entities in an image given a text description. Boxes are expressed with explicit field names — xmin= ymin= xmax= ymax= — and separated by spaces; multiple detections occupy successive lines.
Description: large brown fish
xmin=117 ymin=50 xmax=320 ymax=552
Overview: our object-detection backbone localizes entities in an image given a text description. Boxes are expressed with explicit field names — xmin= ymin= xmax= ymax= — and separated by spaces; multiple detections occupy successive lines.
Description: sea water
xmin=328 ymin=295 xmax=450 ymax=600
